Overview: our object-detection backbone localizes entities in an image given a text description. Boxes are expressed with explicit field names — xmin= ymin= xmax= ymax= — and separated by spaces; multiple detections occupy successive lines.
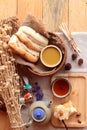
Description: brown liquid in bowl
xmin=53 ymin=79 xmax=69 ymax=96
xmin=42 ymin=47 xmax=61 ymax=66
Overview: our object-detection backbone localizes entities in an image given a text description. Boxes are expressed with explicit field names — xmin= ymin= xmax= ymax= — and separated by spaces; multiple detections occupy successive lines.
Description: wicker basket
xmin=13 ymin=15 xmax=67 ymax=77
xmin=28 ymin=32 xmax=67 ymax=76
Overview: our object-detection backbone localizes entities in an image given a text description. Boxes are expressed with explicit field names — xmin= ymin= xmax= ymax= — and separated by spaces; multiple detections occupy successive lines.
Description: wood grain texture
xmin=51 ymin=73 xmax=87 ymax=128
xmin=17 ymin=0 xmax=42 ymax=24
xmin=0 ymin=0 xmax=17 ymax=19
xmin=0 ymin=0 xmax=87 ymax=32
xmin=62 ymin=0 xmax=69 ymax=28
xmin=0 ymin=111 xmax=12 ymax=130
xmin=69 ymin=0 xmax=87 ymax=31
xmin=42 ymin=0 xmax=67 ymax=32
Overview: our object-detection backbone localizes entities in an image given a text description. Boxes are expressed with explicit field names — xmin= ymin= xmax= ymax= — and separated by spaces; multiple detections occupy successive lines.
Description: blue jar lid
xmin=33 ymin=108 xmax=45 ymax=121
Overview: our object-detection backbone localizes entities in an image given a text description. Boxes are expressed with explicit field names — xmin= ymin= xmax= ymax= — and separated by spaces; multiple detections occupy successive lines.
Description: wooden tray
xmin=51 ymin=73 xmax=87 ymax=128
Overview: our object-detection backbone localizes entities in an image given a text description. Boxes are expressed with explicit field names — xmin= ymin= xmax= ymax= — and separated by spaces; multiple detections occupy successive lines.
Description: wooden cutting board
xmin=51 ymin=73 xmax=87 ymax=128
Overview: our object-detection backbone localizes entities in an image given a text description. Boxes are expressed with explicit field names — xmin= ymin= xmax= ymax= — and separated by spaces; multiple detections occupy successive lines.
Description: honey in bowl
xmin=40 ymin=45 xmax=62 ymax=68
xmin=52 ymin=78 xmax=72 ymax=98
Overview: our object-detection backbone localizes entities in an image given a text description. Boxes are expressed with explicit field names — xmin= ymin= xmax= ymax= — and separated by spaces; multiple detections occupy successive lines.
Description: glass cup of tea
xmin=51 ymin=78 xmax=72 ymax=99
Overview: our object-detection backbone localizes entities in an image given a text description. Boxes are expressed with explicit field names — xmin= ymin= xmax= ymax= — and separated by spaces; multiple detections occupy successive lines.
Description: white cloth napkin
xmin=57 ymin=32 xmax=87 ymax=73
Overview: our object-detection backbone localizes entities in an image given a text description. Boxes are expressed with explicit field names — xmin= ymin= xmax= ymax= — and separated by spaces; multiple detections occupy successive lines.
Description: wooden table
xmin=0 ymin=1 xmax=87 ymax=130
xmin=0 ymin=32 xmax=87 ymax=130
xmin=0 ymin=0 xmax=87 ymax=32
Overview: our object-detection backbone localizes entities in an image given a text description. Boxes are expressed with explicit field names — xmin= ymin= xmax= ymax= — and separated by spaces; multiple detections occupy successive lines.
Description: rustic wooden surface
xmin=0 ymin=0 xmax=87 ymax=32
xmin=0 ymin=0 xmax=17 ymax=19
xmin=51 ymin=73 xmax=87 ymax=128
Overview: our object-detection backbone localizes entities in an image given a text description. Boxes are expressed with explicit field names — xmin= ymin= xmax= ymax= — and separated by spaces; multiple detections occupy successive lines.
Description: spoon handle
xmin=62 ymin=120 xmax=69 ymax=130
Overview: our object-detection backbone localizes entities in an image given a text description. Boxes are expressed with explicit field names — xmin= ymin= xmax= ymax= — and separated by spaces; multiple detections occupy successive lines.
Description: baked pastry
xmin=8 ymin=34 xmax=39 ymax=62
xmin=8 ymin=26 xmax=48 ymax=63
xmin=54 ymin=100 xmax=77 ymax=120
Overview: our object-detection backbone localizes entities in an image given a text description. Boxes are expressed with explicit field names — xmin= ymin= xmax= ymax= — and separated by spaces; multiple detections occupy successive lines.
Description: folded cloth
xmin=57 ymin=32 xmax=87 ymax=73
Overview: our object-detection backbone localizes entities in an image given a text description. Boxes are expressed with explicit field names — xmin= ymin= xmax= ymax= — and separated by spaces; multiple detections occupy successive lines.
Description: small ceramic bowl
xmin=51 ymin=78 xmax=72 ymax=98
xmin=40 ymin=45 xmax=62 ymax=68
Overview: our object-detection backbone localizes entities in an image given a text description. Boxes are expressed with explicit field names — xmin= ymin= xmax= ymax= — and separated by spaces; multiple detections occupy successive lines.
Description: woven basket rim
xmin=28 ymin=33 xmax=67 ymax=76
